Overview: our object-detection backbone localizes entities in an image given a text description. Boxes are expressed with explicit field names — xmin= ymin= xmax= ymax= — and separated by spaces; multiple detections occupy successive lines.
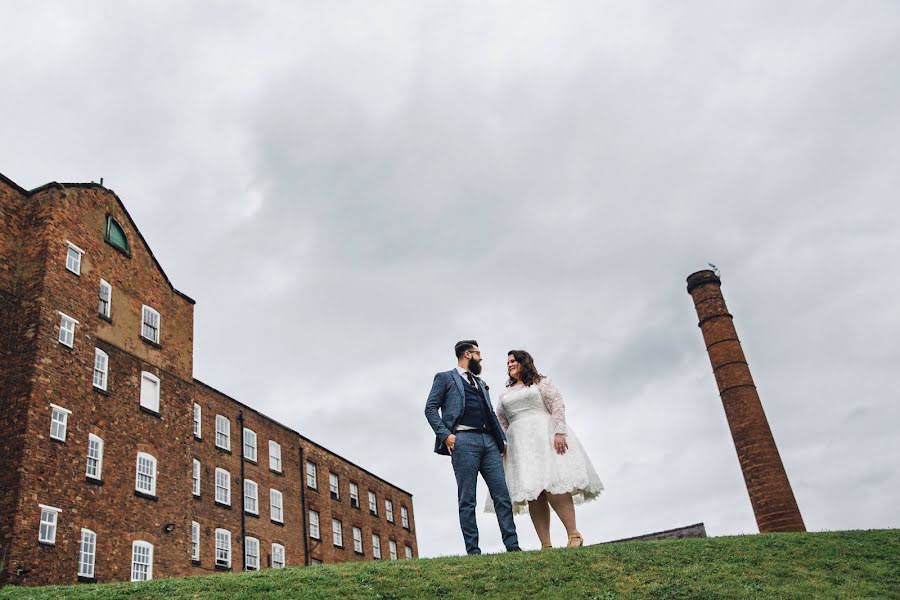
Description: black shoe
xmin=506 ymin=546 xmax=522 ymax=552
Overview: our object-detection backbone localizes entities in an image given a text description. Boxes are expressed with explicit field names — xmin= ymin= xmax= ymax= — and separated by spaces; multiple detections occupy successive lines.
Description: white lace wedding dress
xmin=486 ymin=379 xmax=604 ymax=515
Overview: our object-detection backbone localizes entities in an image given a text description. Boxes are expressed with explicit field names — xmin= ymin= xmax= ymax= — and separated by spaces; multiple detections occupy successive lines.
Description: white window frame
xmin=135 ymin=452 xmax=157 ymax=496
xmin=131 ymin=540 xmax=154 ymax=581
xmin=58 ymin=312 xmax=78 ymax=348
xmin=38 ymin=504 xmax=61 ymax=544
xmin=401 ymin=506 xmax=410 ymax=529
xmin=215 ymin=467 xmax=231 ymax=506
xmin=329 ymin=473 xmax=340 ymax=500
xmin=215 ymin=529 xmax=231 ymax=568
xmin=306 ymin=461 xmax=317 ymax=489
xmin=244 ymin=536 xmax=260 ymax=571
xmin=192 ymin=459 xmax=201 ymax=496
xmin=193 ymin=403 xmax=202 ymax=438
xmin=98 ymin=279 xmax=112 ymax=318
xmin=368 ymin=491 xmax=377 ymax=516
xmin=405 ymin=545 xmax=413 ymax=559
xmin=191 ymin=521 xmax=200 ymax=561
xmin=85 ymin=434 xmax=104 ymax=480
xmin=215 ymin=415 xmax=230 ymax=450
xmin=92 ymin=348 xmax=109 ymax=391
xmin=244 ymin=479 xmax=259 ymax=515
xmin=141 ymin=305 xmax=160 ymax=344
xmin=332 ymin=519 xmax=343 ymax=547
xmin=243 ymin=428 xmax=257 ymax=462
xmin=66 ymin=241 xmax=84 ymax=275
xmin=268 ymin=440 xmax=282 ymax=472
xmin=271 ymin=543 xmax=285 ymax=569
xmin=352 ymin=526 xmax=363 ymax=554
xmin=50 ymin=404 xmax=71 ymax=442
xmin=386 ymin=499 xmax=394 ymax=523
xmin=309 ymin=510 xmax=320 ymax=540
xmin=389 ymin=540 xmax=398 ymax=560
xmin=350 ymin=482 xmax=360 ymax=508
xmin=270 ymin=489 xmax=284 ymax=523
xmin=78 ymin=528 xmax=97 ymax=577
xmin=139 ymin=371 xmax=160 ymax=413
xmin=372 ymin=534 xmax=382 ymax=559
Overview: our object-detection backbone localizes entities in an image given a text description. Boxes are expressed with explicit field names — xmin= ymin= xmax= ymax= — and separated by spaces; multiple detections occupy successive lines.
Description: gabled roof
xmin=0 ymin=171 xmax=195 ymax=305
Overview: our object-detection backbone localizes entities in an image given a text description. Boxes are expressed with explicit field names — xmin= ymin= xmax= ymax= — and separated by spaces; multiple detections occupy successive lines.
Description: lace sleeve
xmin=538 ymin=378 xmax=567 ymax=435
xmin=496 ymin=394 xmax=510 ymax=432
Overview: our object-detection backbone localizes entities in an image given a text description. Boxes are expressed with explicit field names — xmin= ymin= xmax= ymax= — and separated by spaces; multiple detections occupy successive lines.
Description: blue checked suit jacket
xmin=424 ymin=369 xmax=507 ymax=455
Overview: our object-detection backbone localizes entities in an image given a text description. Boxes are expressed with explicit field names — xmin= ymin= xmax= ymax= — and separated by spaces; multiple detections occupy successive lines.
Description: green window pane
xmin=105 ymin=216 xmax=130 ymax=254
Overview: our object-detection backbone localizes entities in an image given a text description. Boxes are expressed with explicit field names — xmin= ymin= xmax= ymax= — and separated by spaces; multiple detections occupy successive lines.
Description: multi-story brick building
xmin=0 ymin=173 xmax=417 ymax=587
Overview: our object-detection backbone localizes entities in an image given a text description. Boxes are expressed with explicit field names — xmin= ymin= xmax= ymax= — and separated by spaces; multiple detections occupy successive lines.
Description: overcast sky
xmin=2 ymin=1 xmax=899 ymax=557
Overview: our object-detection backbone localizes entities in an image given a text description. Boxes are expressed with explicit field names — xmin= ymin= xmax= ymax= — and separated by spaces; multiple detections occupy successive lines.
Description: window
xmin=401 ymin=506 xmax=410 ymax=529
xmin=270 ymin=489 xmax=284 ymax=523
xmin=193 ymin=403 xmax=201 ymax=438
xmin=244 ymin=479 xmax=259 ymax=515
xmin=368 ymin=491 xmax=377 ymax=516
xmin=215 ymin=468 xmax=231 ymax=505
xmin=215 ymin=529 xmax=231 ymax=568
xmin=78 ymin=528 xmax=97 ymax=578
xmin=192 ymin=459 xmax=201 ymax=496
xmin=38 ymin=504 xmax=61 ymax=544
xmin=332 ymin=519 xmax=343 ymax=547
xmin=405 ymin=545 xmax=413 ymax=559
xmin=269 ymin=440 xmax=282 ymax=472
xmin=352 ymin=527 xmax=363 ymax=554
xmin=139 ymin=371 xmax=160 ymax=413
xmin=272 ymin=543 xmax=285 ymax=569
xmin=50 ymin=404 xmax=71 ymax=442
xmin=310 ymin=558 xmax=322 ymax=565
xmin=215 ymin=415 xmax=230 ymax=450
xmin=65 ymin=241 xmax=84 ymax=275
xmin=141 ymin=305 xmax=160 ymax=344
xmin=309 ymin=510 xmax=320 ymax=539
xmin=131 ymin=541 xmax=153 ymax=581
xmin=385 ymin=499 xmax=394 ymax=523
xmin=58 ymin=312 xmax=77 ymax=347
xmin=105 ymin=216 xmax=130 ymax=254
xmin=306 ymin=461 xmax=317 ymax=489
xmin=85 ymin=434 xmax=104 ymax=480
xmin=350 ymin=482 xmax=360 ymax=509
xmin=245 ymin=536 xmax=260 ymax=571
xmin=191 ymin=521 xmax=200 ymax=561
xmin=372 ymin=534 xmax=382 ymax=559
xmin=389 ymin=540 xmax=398 ymax=560
xmin=93 ymin=348 xmax=109 ymax=391
xmin=243 ymin=428 xmax=257 ymax=461
xmin=98 ymin=279 xmax=112 ymax=318
xmin=329 ymin=473 xmax=340 ymax=500
xmin=135 ymin=452 xmax=157 ymax=496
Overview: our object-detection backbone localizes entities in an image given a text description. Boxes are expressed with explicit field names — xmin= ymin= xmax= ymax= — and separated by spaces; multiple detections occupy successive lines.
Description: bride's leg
xmin=546 ymin=492 xmax=579 ymax=541
xmin=528 ymin=492 xmax=552 ymax=548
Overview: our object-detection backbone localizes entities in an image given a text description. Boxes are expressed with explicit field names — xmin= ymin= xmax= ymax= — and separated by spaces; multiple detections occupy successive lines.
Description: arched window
xmin=131 ymin=540 xmax=153 ymax=581
xmin=105 ymin=216 xmax=130 ymax=255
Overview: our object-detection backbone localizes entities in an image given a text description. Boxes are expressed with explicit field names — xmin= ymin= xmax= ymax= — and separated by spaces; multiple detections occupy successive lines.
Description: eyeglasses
xmin=466 ymin=350 xmax=482 ymax=357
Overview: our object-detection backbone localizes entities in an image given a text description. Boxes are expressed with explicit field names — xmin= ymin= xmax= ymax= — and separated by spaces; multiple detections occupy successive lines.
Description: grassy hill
xmin=1 ymin=530 xmax=897 ymax=599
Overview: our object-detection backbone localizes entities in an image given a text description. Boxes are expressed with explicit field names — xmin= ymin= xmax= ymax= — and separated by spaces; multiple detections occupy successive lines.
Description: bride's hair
xmin=506 ymin=350 xmax=544 ymax=387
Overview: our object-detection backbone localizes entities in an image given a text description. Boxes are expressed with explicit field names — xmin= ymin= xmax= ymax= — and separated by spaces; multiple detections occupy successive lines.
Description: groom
xmin=424 ymin=340 xmax=520 ymax=554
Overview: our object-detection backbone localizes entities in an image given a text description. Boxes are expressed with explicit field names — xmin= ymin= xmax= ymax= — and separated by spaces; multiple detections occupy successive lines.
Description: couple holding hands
xmin=424 ymin=340 xmax=604 ymax=554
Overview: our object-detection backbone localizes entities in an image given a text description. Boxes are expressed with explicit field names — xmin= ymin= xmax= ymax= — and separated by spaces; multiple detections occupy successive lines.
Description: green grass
xmin=2 ymin=530 xmax=897 ymax=599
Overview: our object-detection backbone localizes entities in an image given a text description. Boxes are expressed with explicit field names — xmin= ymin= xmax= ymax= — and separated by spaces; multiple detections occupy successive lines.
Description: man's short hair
xmin=455 ymin=340 xmax=479 ymax=358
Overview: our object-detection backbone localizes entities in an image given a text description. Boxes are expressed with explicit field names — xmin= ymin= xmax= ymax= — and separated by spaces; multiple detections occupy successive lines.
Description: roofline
xmin=0 ymin=172 xmax=196 ymax=305
xmin=192 ymin=378 xmax=414 ymax=498
xmin=604 ymin=522 xmax=707 ymax=544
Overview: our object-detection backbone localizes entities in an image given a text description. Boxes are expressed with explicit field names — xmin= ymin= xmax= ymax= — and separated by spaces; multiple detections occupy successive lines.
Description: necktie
xmin=465 ymin=372 xmax=478 ymax=389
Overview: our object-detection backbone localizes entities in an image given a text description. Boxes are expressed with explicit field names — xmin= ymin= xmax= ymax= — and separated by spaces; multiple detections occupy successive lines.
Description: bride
xmin=488 ymin=350 xmax=604 ymax=548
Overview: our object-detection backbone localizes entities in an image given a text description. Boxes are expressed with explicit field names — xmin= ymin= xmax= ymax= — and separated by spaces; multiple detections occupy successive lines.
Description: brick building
xmin=0 ymin=173 xmax=418 ymax=587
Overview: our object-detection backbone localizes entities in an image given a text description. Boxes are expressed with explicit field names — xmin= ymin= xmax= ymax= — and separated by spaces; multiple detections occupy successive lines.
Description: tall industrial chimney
xmin=686 ymin=270 xmax=805 ymax=533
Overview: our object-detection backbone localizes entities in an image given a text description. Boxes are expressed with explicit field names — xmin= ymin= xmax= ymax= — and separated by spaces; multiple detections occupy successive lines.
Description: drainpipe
xmin=238 ymin=410 xmax=247 ymax=570
xmin=299 ymin=445 xmax=310 ymax=565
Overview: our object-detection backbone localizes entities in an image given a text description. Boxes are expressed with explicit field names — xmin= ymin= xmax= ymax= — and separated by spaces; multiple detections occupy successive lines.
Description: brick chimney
xmin=686 ymin=270 xmax=805 ymax=533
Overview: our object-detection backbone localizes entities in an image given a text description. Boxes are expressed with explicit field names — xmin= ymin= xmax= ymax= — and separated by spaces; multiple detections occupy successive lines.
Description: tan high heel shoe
xmin=567 ymin=532 xmax=584 ymax=548
xmin=541 ymin=543 xmax=553 ymax=550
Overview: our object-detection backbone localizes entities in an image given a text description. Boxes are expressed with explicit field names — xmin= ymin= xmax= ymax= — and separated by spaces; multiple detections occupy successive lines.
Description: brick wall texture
xmin=0 ymin=175 xmax=417 ymax=586
xmin=686 ymin=270 xmax=805 ymax=533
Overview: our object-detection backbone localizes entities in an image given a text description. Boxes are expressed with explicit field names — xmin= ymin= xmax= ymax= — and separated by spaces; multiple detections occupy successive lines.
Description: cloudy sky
xmin=3 ymin=1 xmax=899 ymax=557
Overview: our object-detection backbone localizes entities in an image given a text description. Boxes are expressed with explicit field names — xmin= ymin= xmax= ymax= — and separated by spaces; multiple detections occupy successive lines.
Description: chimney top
xmin=686 ymin=270 xmax=721 ymax=294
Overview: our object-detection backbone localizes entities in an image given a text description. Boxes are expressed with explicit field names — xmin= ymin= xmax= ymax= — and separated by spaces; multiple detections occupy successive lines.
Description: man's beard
xmin=468 ymin=358 xmax=482 ymax=375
